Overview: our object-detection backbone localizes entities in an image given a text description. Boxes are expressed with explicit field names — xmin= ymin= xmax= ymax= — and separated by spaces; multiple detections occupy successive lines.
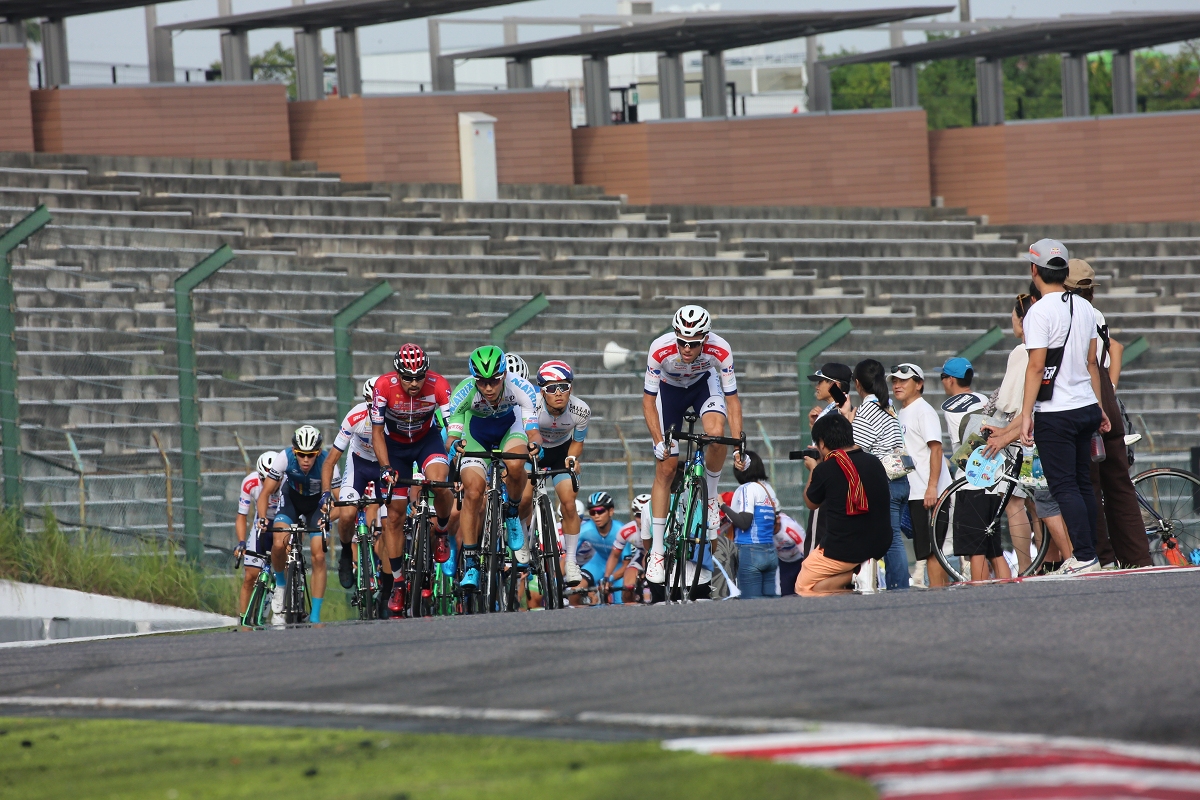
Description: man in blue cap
xmin=940 ymin=357 xmax=1012 ymax=581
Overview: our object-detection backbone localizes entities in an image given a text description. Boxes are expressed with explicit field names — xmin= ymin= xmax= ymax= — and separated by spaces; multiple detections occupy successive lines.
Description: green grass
xmin=0 ymin=716 xmax=875 ymax=800
xmin=0 ymin=511 xmax=237 ymax=616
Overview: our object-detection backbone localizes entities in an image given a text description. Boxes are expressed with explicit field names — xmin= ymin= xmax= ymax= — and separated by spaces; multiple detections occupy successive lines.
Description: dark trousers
xmin=1035 ymin=403 xmax=1103 ymax=562
xmin=1090 ymin=369 xmax=1152 ymax=567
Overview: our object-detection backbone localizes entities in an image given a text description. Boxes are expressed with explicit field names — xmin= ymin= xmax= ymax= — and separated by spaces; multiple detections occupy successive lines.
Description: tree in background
xmin=210 ymin=42 xmax=335 ymax=100
xmin=24 ymin=20 xmax=39 ymax=44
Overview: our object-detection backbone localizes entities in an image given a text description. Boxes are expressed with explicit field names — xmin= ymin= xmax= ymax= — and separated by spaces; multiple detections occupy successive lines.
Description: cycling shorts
xmin=539 ymin=441 xmax=576 ymax=487
xmin=244 ymin=520 xmax=274 ymax=571
xmin=276 ymin=490 xmax=323 ymax=531
xmin=339 ymin=452 xmax=381 ymax=503
xmin=384 ymin=427 xmax=449 ymax=476
xmin=458 ymin=410 xmax=527 ymax=475
xmin=655 ymin=372 xmax=727 ymax=457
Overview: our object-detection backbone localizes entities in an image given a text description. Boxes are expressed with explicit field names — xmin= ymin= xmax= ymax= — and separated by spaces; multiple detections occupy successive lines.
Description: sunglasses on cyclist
xmin=475 ymin=376 xmax=503 ymax=388
xmin=588 ymin=507 xmax=611 ymax=516
xmin=399 ymin=372 xmax=426 ymax=383
xmin=676 ymin=338 xmax=705 ymax=350
xmin=542 ymin=382 xmax=571 ymax=395
xmin=293 ymin=450 xmax=320 ymax=458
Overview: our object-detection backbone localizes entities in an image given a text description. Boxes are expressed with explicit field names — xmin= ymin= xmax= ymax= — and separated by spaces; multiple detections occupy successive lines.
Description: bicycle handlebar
xmin=531 ymin=466 xmax=579 ymax=494
xmin=454 ymin=449 xmax=534 ymax=462
xmin=664 ymin=425 xmax=746 ymax=451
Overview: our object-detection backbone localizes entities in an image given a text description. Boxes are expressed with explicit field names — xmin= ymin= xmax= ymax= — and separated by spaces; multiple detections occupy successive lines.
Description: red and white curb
xmin=666 ymin=725 xmax=1200 ymax=799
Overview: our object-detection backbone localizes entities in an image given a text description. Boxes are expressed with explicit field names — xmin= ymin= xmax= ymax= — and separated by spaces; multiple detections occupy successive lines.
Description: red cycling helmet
xmin=394 ymin=343 xmax=428 ymax=377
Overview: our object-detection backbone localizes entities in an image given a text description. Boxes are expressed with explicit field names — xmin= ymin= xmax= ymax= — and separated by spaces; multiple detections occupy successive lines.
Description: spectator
xmin=774 ymin=512 xmax=806 ymax=596
xmin=720 ymin=451 xmax=780 ymax=599
xmin=940 ymin=357 xmax=1012 ymax=581
xmin=807 ymin=362 xmax=853 ymax=426
xmin=1018 ymin=240 xmax=1111 ymax=575
xmin=797 ymin=413 xmax=892 ymax=596
xmin=710 ymin=491 xmax=740 ymax=599
xmin=985 ymin=293 xmax=1074 ymax=571
xmin=889 ymin=363 xmax=953 ymax=587
xmin=842 ymin=359 xmax=910 ymax=590
xmin=1066 ymin=259 xmax=1151 ymax=568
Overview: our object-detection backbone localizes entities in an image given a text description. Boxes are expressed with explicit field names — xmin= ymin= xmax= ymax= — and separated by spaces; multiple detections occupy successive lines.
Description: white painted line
xmin=0 ymin=625 xmax=233 ymax=650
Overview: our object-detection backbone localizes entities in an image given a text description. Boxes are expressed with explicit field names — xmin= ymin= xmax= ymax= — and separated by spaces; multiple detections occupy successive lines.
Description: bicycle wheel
xmin=407 ymin=514 xmax=430 ymax=619
xmin=537 ymin=493 xmax=564 ymax=610
xmin=355 ymin=527 xmax=376 ymax=620
xmin=241 ymin=572 xmax=270 ymax=627
xmin=931 ymin=479 xmax=1048 ymax=582
xmin=284 ymin=553 xmax=309 ymax=624
xmin=1133 ymin=468 xmax=1200 ymax=567
xmin=684 ymin=473 xmax=708 ymax=601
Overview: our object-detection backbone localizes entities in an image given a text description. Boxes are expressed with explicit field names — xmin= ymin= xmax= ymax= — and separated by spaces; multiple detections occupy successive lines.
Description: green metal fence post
xmin=795 ymin=317 xmax=853 ymax=437
xmin=333 ymin=281 xmax=393 ymax=421
xmin=491 ymin=293 xmax=549 ymax=349
xmin=0 ymin=205 xmax=51 ymax=517
xmin=175 ymin=244 xmax=234 ymax=562
xmin=956 ymin=326 xmax=1005 ymax=363
xmin=1121 ymin=336 xmax=1149 ymax=367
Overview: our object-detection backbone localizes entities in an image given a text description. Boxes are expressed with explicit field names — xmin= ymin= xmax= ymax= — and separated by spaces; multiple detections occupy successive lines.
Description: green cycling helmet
xmin=469 ymin=345 xmax=506 ymax=379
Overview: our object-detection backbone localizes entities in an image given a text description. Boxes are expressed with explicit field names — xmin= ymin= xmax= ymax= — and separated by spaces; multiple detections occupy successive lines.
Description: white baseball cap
xmin=887 ymin=363 xmax=924 ymax=381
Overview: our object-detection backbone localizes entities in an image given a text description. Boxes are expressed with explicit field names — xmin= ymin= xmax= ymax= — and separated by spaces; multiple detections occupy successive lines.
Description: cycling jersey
xmin=237 ymin=472 xmax=282 ymax=525
xmin=446 ymin=374 xmax=539 ymax=435
xmin=371 ymin=371 xmax=452 ymax=444
xmin=536 ymin=394 xmax=590 ymax=449
xmin=774 ymin=513 xmax=806 ymax=563
xmin=644 ymin=331 xmax=737 ymax=396
xmin=578 ymin=516 xmax=624 ymax=582
xmin=266 ymin=448 xmax=336 ymax=497
xmin=334 ymin=402 xmax=375 ymax=461
xmin=611 ymin=517 xmax=645 ymax=555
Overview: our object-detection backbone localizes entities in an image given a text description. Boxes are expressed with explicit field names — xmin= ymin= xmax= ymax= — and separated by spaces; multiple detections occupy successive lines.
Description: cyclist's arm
xmin=320 ymin=445 xmax=343 ymax=493
xmin=256 ymin=475 xmax=281 ymax=521
xmin=604 ymin=546 xmax=622 ymax=581
xmin=235 ymin=509 xmax=248 ymax=545
xmin=371 ymin=424 xmax=391 ymax=468
xmin=566 ymin=439 xmax=584 ymax=467
xmin=725 ymin=391 xmax=744 ymax=440
xmin=642 ymin=393 xmax=663 ymax=445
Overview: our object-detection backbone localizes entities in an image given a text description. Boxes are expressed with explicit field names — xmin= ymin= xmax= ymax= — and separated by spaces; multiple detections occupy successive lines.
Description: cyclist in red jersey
xmin=370 ymin=343 xmax=453 ymax=613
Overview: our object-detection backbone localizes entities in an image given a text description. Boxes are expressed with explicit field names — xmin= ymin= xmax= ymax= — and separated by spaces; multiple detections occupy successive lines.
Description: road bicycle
xmin=277 ymin=522 xmax=317 ymax=624
xmin=333 ymin=490 xmax=390 ymax=621
xmin=239 ymin=550 xmax=274 ymax=627
xmin=393 ymin=473 xmax=460 ymax=619
xmin=1131 ymin=466 xmax=1200 ymax=567
xmin=660 ymin=411 xmax=745 ymax=603
xmin=523 ymin=452 xmax=578 ymax=612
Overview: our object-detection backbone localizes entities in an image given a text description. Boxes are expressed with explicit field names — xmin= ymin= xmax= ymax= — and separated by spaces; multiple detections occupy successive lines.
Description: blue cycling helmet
xmin=587 ymin=491 xmax=614 ymax=510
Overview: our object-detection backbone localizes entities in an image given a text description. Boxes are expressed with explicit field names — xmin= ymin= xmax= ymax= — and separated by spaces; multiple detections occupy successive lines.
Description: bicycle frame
xmin=334 ymin=489 xmax=391 ymax=621
xmin=392 ymin=474 xmax=460 ymax=618
xmin=452 ymin=448 xmax=531 ymax=614
xmin=525 ymin=453 xmax=578 ymax=612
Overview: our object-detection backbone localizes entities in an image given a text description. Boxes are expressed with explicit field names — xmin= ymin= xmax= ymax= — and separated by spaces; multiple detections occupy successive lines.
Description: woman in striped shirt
xmin=842 ymin=359 xmax=911 ymax=590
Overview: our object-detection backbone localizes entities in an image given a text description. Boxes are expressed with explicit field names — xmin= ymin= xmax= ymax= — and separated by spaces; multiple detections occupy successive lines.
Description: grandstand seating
xmin=1 ymin=150 xmax=1196 ymax=548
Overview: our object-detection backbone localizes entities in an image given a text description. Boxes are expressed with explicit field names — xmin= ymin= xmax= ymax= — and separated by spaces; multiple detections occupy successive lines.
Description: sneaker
xmin=460 ymin=566 xmax=480 ymax=591
xmin=388 ymin=583 xmax=406 ymax=615
xmin=564 ymin=561 xmax=583 ymax=587
xmin=338 ymin=545 xmax=355 ymax=589
xmin=433 ymin=533 xmax=450 ymax=564
xmin=270 ymin=587 xmax=285 ymax=625
xmin=645 ymin=552 xmax=666 ymax=584
xmin=503 ymin=506 xmax=525 ymax=551
xmin=1054 ymin=557 xmax=1101 ymax=576
xmin=513 ymin=545 xmax=531 ymax=566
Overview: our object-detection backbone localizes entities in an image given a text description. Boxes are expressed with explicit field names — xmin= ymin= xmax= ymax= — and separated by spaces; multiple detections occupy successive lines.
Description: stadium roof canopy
xmin=0 ymin=0 xmax=146 ymax=18
xmin=822 ymin=12 xmax=1200 ymax=66
xmin=166 ymin=0 xmax=521 ymax=32
xmin=453 ymin=8 xmax=955 ymax=61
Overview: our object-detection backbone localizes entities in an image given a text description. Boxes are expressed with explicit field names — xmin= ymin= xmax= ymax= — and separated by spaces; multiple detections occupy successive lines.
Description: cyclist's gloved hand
xmin=527 ymin=440 xmax=541 ymax=457
xmin=564 ymin=455 xmax=578 ymax=473
xmin=653 ymin=440 xmax=670 ymax=462
xmin=233 ymin=540 xmax=246 ymax=566
xmin=319 ymin=490 xmax=332 ymax=510
xmin=381 ymin=466 xmax=400 ymax=490
xmin=255 ymin=516 xmax=269 ymax=534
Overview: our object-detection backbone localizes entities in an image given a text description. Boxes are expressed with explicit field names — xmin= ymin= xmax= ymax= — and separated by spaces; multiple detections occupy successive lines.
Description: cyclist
xmin=506 ymin=352 xmax=530 ymax=381
xmin=323 ymin=377 xmax=379 ymax=591
xmin=371 ymin=343 xmax=454 ymax=614
xmin=256 ymin=425 xmax=338 ymax=624
xmin=530 ymin=359 xmax=589 ymax=586
xmin=445 ymin=345 xmax=542 ymax=592
xmin=603 ymin=492 xmax=651 ymax=603
xmin=642 ymin=304 xmax=744 ymax=591
xmin=235 ymin=451 xmax=282 ymax=616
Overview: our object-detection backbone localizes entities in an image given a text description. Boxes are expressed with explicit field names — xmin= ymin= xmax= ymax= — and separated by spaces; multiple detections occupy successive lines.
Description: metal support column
xmin=506 ymin=57 xmax=532 ymax=89
xmin=42 ymin=18 xmax=70 ymax=87
xmin=657 ymin=52 xmax=685 ymax=119
xmin=145 ymin=6 xmax=175 ymax=82
xmin=795 ymin=317 xmax=853 ymax=438
xmin=220 ymin=30 xmax=251 ymax=81
xmin=582 ymin=55 xmax=611 ymax=127
xmin=0 ymin=206 xmax=50 ymax=517
xmin=0 ymin=19 xmax=25 ymax=44
xmin=433 ymin=55 xmax=456 ymax=91
xmin=975 ymin=57 xmax=1004 ymax=125
xmin=491 ymin=293 xmax=549 ymax=349
xmin=175 ymin=245 xmax=234 ymax=562
xmin=1112 ymin=50 xmax=1136 ymax=115
xmin=294 ymin=28 xmax=325 ymax=101
xmin=333 ymin=282 xmax=392 ymax=422
xmin=1061 ymin=53 xmax=1089 ymax=117
xmin=808 ymin=61 xmax=831 ymax=113
xmin=806 ymin=35 xmax=819 ymax=107
xmin=700 ymin=50 xmax=726 ymax=117
xmin=891 ymin=62 xmax=919 ymax=108
xmin=334 ymin=27 xmax=361 ymax=96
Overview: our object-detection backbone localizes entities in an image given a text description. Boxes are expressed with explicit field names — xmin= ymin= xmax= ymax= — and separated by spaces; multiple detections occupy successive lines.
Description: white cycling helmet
xmin=672 ymin=304 xmax=711 ymax=339
xmin=557 ymin=498 xmax=587 ymax=521
xmin=256 ymin=451 xmax=275 ymax=478
xmin=630 ymin=493 xmax=651 ymax=517
xmin=506 ymin=352 xmax=529 ymax=381
xmin=291 ymin=424 xmax=323 ymax=453
xmin=362 ymin=376 xmax=377 ymax=401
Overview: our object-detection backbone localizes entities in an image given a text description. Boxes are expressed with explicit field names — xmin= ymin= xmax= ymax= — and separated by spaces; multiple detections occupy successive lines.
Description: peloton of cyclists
xmin=642 ymin=304 xmax=745 ymax=596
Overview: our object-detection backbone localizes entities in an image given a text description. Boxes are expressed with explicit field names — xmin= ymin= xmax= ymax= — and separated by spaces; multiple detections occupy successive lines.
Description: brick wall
xmin=0 ymin=45 xmax=33 ymax=153
xmin=289 ymin=89 xmax=575 ymax=185
xmin=929 ymin=112 xmax=1200 ymax=224
xmin=31 ymin=83 xmax=291 ymax=161
xmin=574 ymin=109 xmax=931 ymax=207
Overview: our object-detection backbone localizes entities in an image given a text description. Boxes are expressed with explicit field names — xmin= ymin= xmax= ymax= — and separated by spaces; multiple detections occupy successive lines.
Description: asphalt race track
xmin=2 ymin=570 xmax=1198 ymax=747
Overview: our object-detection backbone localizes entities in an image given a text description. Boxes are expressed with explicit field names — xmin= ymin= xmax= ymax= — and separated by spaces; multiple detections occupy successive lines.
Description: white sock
xmin=392 ymin=569 xmax=402 ymax=580
xmin=564 ymin=533 xmax=579 ymax=564
xmin=651 ymin=517 xmax=666 ymax=556
xmin=705 ymin=468 xmax=721 ymax=502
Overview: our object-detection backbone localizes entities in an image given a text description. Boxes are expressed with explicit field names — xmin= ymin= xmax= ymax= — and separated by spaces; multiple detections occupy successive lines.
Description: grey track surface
xmin=2 ymin=571 xmax=1198 ymax=745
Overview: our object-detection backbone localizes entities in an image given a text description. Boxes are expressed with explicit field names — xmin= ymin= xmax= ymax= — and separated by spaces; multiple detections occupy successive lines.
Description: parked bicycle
xmin=1131 ymin=466 xmax=1200 ymax=567
xmin=661 ymin=411 xmax=744 ymax=603
xmin=333 ymin=490 xmax=390 ymax=621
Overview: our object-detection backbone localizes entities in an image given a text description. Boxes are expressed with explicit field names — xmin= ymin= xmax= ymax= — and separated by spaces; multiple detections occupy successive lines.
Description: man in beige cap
xmin=1066 ymin=258 xmax=1151 ymax=568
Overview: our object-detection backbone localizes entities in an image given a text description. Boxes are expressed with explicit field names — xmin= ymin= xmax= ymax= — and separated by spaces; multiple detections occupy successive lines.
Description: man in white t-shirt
xmin=1019 ymin=239 xmax=1110 ymax=576
xmin=890 ymin=363 xmax=952 ymax=587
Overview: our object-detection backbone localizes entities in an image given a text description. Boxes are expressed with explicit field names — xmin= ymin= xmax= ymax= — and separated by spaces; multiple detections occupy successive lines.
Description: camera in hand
xmin=789 ymin=447 xmax=821 ymax=461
